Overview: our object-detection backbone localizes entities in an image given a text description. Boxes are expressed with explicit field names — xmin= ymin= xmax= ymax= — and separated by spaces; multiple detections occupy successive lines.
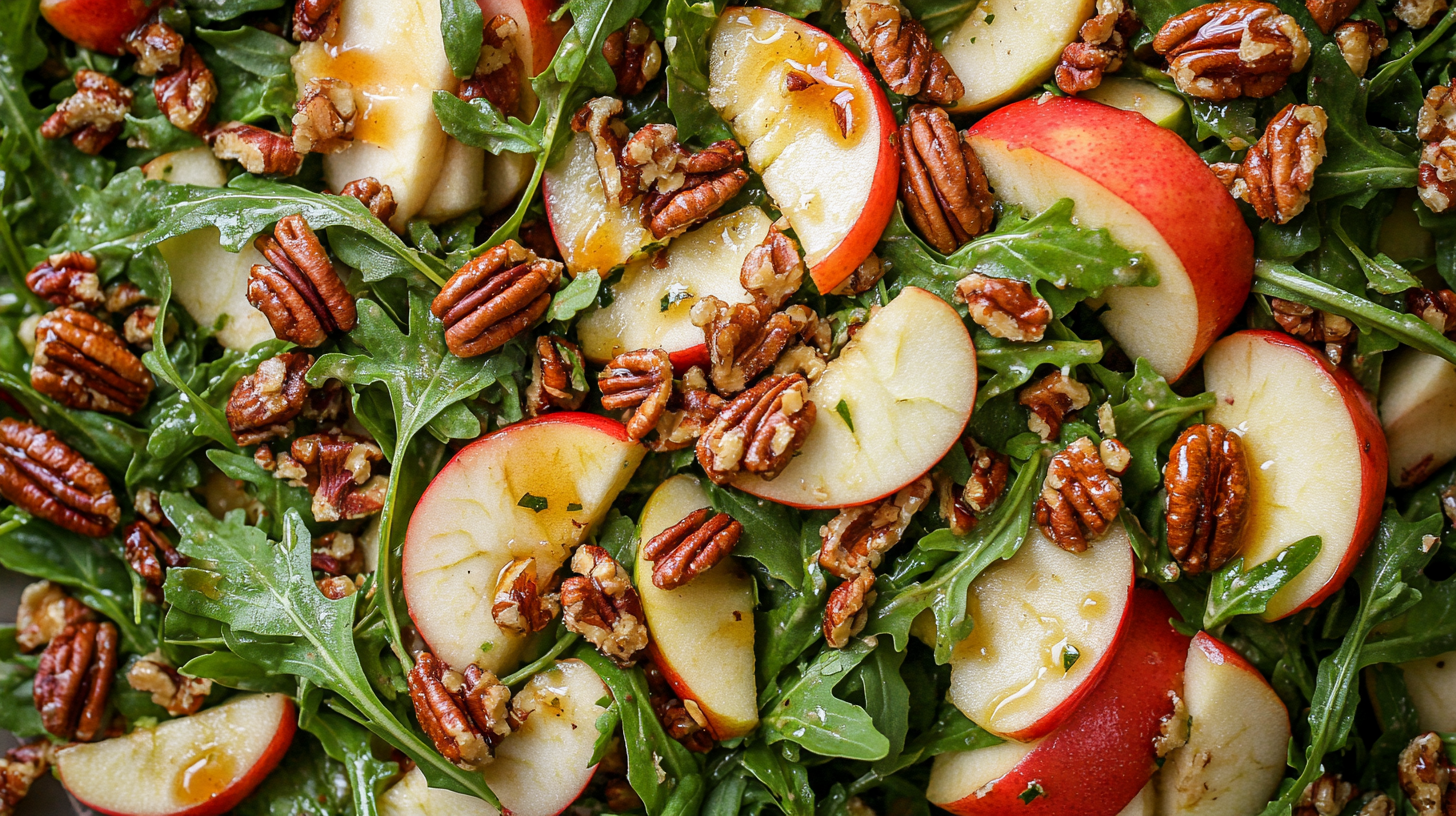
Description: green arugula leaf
xmin=195 ymin=26 xmax=297 ymax=76
xmin=834 ymin=398 xmax=855 ymax=432
xmin=740 ymin=741 xmax=815 ymax=816
xmin=1370 ymin=6 xmax=1456 ymax=97
xmin=179 ymin=650 xmax=296 ymax=694
xmin=1330 ymin=209 xmax=1422 ymax=295
xmin=434 ymin=93 xmax=545 ymax=155
xmin=233 ymin=732 xmax=353 ymax=816
xmin=0 ymin=626 xmax=45 ymax=738
xmin=1203 ymin=536 xmax=1322 ymax=630
xmin=1107 ymin=359 xmax=1215 ymax=500
xmin=304 ymin=710 xmax=400 ymax=816
xmin=903 ymin=0 xmax=980 ymax=36
xmin=663 ymin=0 xmax=734 ymax=145
xmin=1308 ymin=43 xmax=1418 ymax=202
xmin=206 ymin=448 xmax=314 ymax=539
xmin=973 ymin=329 xmax=1104 ymax=408
xmin=849 ymin=700 xmax=1002 ymax=795
xmin=757 ymin=518 xmax=831 ymax=686
xmin=852 ymin=643 xmax=911 ymax=768
xmin=440 ymin=0 xmax=486 ymax=78
xmin=549 ymin=270 xmax=602 ymax=321
xmin=1363 ymin=571 xmax=1456 ymax=666
xmin=705 ymin=482 xmax=805 ymax=584
xmin=759 ymin=638 xmax=891 ymax=761
xmin=181 ymin=0 xmax=285 ymax=22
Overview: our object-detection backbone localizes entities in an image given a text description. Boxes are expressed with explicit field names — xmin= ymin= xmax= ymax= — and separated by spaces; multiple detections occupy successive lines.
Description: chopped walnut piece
xmin=1035 ymin=437 xmax=1126 ymax=552
xmin=154 ymin=46 xmax=217 ymax=134
xmin=1019 ymin=371 xmax=1091 ymax=441
xmin=432 ymin=240 xmax=561 ymax=358
xmin=339 ymin=177 xmax=398 ymax=225
xmin=40 ymin=70 xmax=133 ymax=155
xmin=1333 ymin=20 xmax=1388 ymax=76
xmin=955 ymin=274 xmax=1052 ymax=342
xmin=899 ymin=104 xmax=995 ymax=254
xmin=698 ymin=374 xmax=816 ymax=483
xmin=603 ymin=19 xmax=662 ymax=97
xmin=1056 ymin=0 xmax=1140 ymax=94
xmin=0 ymin=742 xmax=52 ymax=816
xmin=964 ymin=439 xmax=1010 ymax=514
xmin=226 ymin=352 xmax=315 ymax=445
xmin=1410 ymin=288 xmax=1456 ymax=336
xmin=599 ymin=348 xmax=674 ymax=442
xmin=526 ymin=336 xmax=588 ymax=416
xmin=1270 ymin=297 xmax=1354 ymax=365
xmin=461 ymin=15 xmax=523 ymax=115
xmin=492 ymin=557 xmax=560 ymax=635
xmin=1152 ymin=2 xmax=1311 ymax=102
xmin=16 ymin=581 xmax=92 ymax=653
xmin=1399 ymin=733 xmax=1450 ymax=816
xmin=26 ymin=252 xmax=103 ymax=311
xmin=1225 ymin=103 xmax=1328 ymax=224
xmin=123 ymin=19 xmax=184 ymax=75
xmin=104 ymin=281 xmax=148 ymax=314
xmin=294 ymin=0 xmax=342 ymax=41
xmin=34 ymin=621 xmax=118 ymax=741
xmin=1396 ymin=0 xmax=1449 ymax=28
xmin=123 ymin=520 xmax=188 ymax=596
xmin=824 ymin=571 xmax=876 ymax=649
xmin=572 ymin=97 xmax=638 ymax=205
xmin=1353 ymin=795 xmax=1395 ymax=816
xmin=643 ymin=508 xmax=743 ymax=590
xmin=293 ymin=78 xmax=355 ymax=155
xmin=408 ymin=652 xmax=512 ymax=770
xmin=561 ymin=545 xmax=649 ymax=667
xmin=819 ymin=476 xmax=933 ymax=580
xmin=1163 ymin=424 xmax=1250 ymax=575
xmin=935 ymin=470 xmax=976 ymax=535
xmin=210 ymin=122 xmax=304 ymax=176
xmin=288 ymin=430 xmax=387 ymax=522
xmin=126 ymin=651 xmax=211 ymax=716
xmin=121 ymin=304 xmax=174 ymax=350
xmin=844 ymin=0 xmax=962 ymax=104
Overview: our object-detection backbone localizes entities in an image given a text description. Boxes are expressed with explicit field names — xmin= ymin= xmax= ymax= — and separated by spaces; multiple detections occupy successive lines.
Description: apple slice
xmin=543 ymin=130 xmax=655 ymax=276
xmin=576 ymin=207 xmax=767 ymax=369
xmin=928 ymin=589 xmax=1190 ymax=816
xmin=143 ymin=148 xmax=229 ymax=188
xmin=380 ymin=766 xmax=498 ymax=816
xmin=1081 ymin=79 xmax=1190 ymax=134
xmin=159 ymin=228 xmax=278 ymax=352
xmin=403 ymin=413 xmax=645 ymax=672
xmin=1157 ymin=632 xmax=1290 ymax=816
xmin=1118 ymin=784 xmax=1157 ymax=816
xmin=40 ymin=0 xmax=162 ymax=55
xmin=966 ymin=96 xmax=1254 ymax=382
xmin=1401 ymin=651 xmax=1456 ymax=732
xmin=635 ymin=474 xmax=758 ymax=740
xmin=1204 ymin=330 xmax=1387 ymax=620
xmin=56 ymin=693 xmax=296 ymax=816
xmin=947 ymin=521 xmax=1135 ymax=741
xmin=940 ymin=0 xmax=1095 ymax=112
xmin=730 ymin=286 xmax=975 ymax=508
xmin=707 ymin=6 xmax=898 ymax=293
xmin=1379 ymin=347 xmax=1456 ymax=487
xmin=420 ymin=140 xmax=486 ymax=222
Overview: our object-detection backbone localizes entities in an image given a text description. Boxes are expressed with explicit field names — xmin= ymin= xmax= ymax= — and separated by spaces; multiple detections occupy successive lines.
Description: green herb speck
xmin=1061 ymin=643 xmax=1080 ymax=672
xmin=518 ymin=493 xmax=549 ymax=512
xmin=835 ymin=399 xmax=855 ymax=432
xmin=1018 ymin=782 xmax=1044 ymax=804
xmin=567 ymin=502 xmax=583 ymax=512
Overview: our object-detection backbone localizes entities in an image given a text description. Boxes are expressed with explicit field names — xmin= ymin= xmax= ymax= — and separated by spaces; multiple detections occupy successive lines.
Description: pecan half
xmin=40 ymin=70 xmax=132 ymax=155
xmin=899 ymin=104 xmax=995 ymax=254
xmin=0 ymin=419 xmax=119 ymax=537
xmin=572 ymin=98 xmax=639 ymax=205
xmin=1153 ymin=2 xmax=1312 ymax=102
xmin=955 ymin=274 xmax=1052 ymax=342
xmin=31 ymin=308 xmax=154 ymax=414
xmin=226 ymin=352 xmax=315 ymax=445
xmin=824 ymin=571 xmax=876 ymax=649
xmin=603 ymin=19 xmax=662 ymax=97
xmin=1270 ymin=297 xmax=1354 ymax=365
xmin=123 ymin=520 xmax=188 ymax=595
xmin=643 ymin=661 xmax=714 ymax=751
xmin=338 ymin=177 xmax=397 ymax=224
xmin=1164 ymin=423 xmax=1250 ymax=575
xmin=26 ymin=252 xmax=103 ymax=310
xmin=1333 ymin=20 xmax=1387 ymax=75
xmin=293 ymin=78 xmax=355 ymax=155
xmin=1305 ymin=0 xmax=1359 ymax=33
xmin=154 ymin=46 xmax=217 ymax=134
xmin=1225 ymin=103 xmax=1328 ymax=224
xmin=1019 ymin=371 xmax=1091 ymax=441
xmin=643 ymin=508 xmax=743 ymax=590
xmin=1396 ymin=0 xmax=1449 ymax=28
xmin=492 ymin=557 xmax=560 ymax=635
xmin=408 ymin=651 xmax=512 ymax=770
xmin=964 ymin=438 xmax=1010 ymax=514
xmin=526 ymin=336 xmax=587 ymax=416
xmin=561 ymin=545 xmax=649 ymax=667
xmin=698 ymin=374 xmax=815 ymax=483
xmin=644 ymin=167 xmax=750 ymax=239
xmin=1410 ymin=288 xmax=1456 ymax=336
xmin=693 ymin=299 xmax=821 ymax=394
xmin=1035 ymin=436 xmax=1127 ymax=552
xmin=0 ymin=742 xmax=51 ymax=816
xmin=597 ymin=348 xmax=673 ymax=442
xmin=1399 ymin=732 xmax=1451 ymax=816
xmin=123 ymin=19 xmax=184 ymax=75
xmin=294 ymin=0 xmax=342 ymax=41
xmin=844 ymin=0 xmax=963 ymax=104
xmin=432 ymin=240 xmax=562 ymax=358
xmin=126 ymin=651 xmax=211 ymax=716
xmin=287 ymin=430 xmax=387 ymax=522
xmin=210 ymin=122 xmax=304 ymax=175
xmin=1056 ymin=0 xmax=1140 ymax=94
xmin=16 ymin=581 xmax=92 ymax=653
xmin=34 ymin=621 xmax=117 ymax=741
xmin=819 ymin=476 xmax=933 ymax=580
xmin=249 ymin=214 xmax=357 ymax=347
xmin=461 ymin=15 xmax=524 ymax=116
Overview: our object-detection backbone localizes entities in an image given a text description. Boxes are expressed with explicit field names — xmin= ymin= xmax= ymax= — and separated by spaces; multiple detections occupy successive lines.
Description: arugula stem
xmin=1370 ymin=6 xmax=1456 ymax=97
xmin=374 ymin=442 xmax=412 ymax=669
xmin=501 ymin=632 xmax=579 ymax=686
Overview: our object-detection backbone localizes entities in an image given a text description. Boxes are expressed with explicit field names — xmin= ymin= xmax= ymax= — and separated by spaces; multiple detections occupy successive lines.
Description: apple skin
xmin=965 ymin=96 xmax=1253 ymax=381
xmin=40 ymin=0 xmax=163 ymax=55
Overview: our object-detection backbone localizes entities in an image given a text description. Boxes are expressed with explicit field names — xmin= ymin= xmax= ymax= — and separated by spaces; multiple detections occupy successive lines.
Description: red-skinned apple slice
xmin=1379 ymin=347 xmax=1456 ymax=487
xmin=576 ymin=207 xmax=767 ymax=369
xmin=543 ymin=130 xmax=656 ymax=275
xmin=402 ymin=413 xmax=645 ymax=672
xmin=635 ymin=474 xmax=758 ymax=740
xmin=707 ymin=6 xmax=898 ymax=293
xmin=1118 ymin=784 xmax=1157 ymax=816
xmin=1401 ymin=651 xmax=1456 ymax=732
xmin=939 ymin=0 xmax=1094 ymax=112
xmin=731 ymin=286 xmax=975 ymax=509
xmin=1157 ymin=632 xmax=1290 ymax=816
xmin=947 ymin=521 xmax=1135 ymax=741
xmin=40 ymin=0 xmax=163 ymax=55
xmin=56 ymin=694 xmax=297 ymax=816
xmin=965 ymin=96 xmax=1254 ymax=381
xmin=1204 ymin=330 xmax=1387 ymax=620
xmin=928 ymin=589 xmax=1190 ymax=816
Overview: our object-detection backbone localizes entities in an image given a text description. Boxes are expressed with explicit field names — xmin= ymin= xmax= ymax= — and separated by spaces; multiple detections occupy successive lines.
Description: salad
xmin=4 ymin=0 xmax=1456 ymax=813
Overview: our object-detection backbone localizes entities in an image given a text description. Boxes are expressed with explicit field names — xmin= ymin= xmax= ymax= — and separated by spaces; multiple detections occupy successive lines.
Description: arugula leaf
xmin=705 ymin=482 xmax=805 ymax=584
xmin=847 ymin=699 xmax=1002 ymax=795
xmin=852 ymin=643 xmax=911 ymax=768
xmin=973 ymin=329 xmax=1104 ymax=408
xmin=434 ymin=93 xmax=545 ymax=155
xmin=903 ymin=0 xmax=980 ymax=35
xmin=1107 ymin=359 xmax=1215 ymax=500
xmin=195 ymin=27 xmax=297 ymax=76
xmin=181 ymin=0 xmax=285 ymax=22
xmin=740 ymin=741 xmax=815 ymax=816
xmin=305 ymin=710 xmax=399 ymax=816
xmin=207 ymin=448 xmax=314 ymax=539
xmin=0 ymin=626 xmax=45 ymax=738
xmin=759 ymin=638 xmax=891 ymax=761
xmin=757 ymin=518 xmax=831 ymax=686
xmin=1370 ymin=6 xmax=1456 ymax=97
xmin=197 ymin=38 xmax=297 ymax=131
xmin=440 ymin=0 xmax=486 ymax=78
xmin=663 ymin=0 xmax=733 ymax=145
xmin=234 ymin=732 xmax=353 ymax=816
xmin=1363 ymin=571 xmax=1456 ymax=666
xmin=549 ymin=270 xmax=602 ymax=321
xmin=179 ymin=650 xmax=296 ymax=693
xmin=1308 ymin=43 xmax=1418 ymax=202
xmin=1203 ymin=536 xmax=1322 ymax=630
xmin=1329 ymin=209 xmax=1422 ymax=295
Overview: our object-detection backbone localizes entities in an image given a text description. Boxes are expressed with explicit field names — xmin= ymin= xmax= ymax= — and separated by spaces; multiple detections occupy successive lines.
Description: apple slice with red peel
xmin=635 ymin=474 xmax=758 ymax=740
xmin=731 ymin=286 xmax=975 ymax=509
xmin=1379 ymin=347 xmax=1456 ymax=487
xmin=1118 ymin=784 xmax=1157 ymax=816
xmin=380 ymin=766 xmax=499 ymax=816
xmin=1157 ymin=632 xmax=1290 ymax=816
xmin=40 ymin=0 xmax=163 ymax=55
xmin=577 ymin=207 xmax=767 ymax=369
xmin=143 ymin=148 xmax=229 ymax=188
xmin=402 ymin=413 xmax=645 ymax=673
xmin=947 ymin=522 xmax=1135 ymax=741
xmin=929 ymin=589 xmax=1190 ymax=816
xmin=543 ymin=130 xmax=656 ymax=275
xmin=966 ymin=96 xmax=1254 ymax=382
xmin=1401 ymin=651 xmax=1456 ymax=732
xmin=56 ymin=694 xmax=297 ymax=816
xmin=1204 ymin=330 xmax=1388 ymax=620
xmin=707 ymin=6 xmax=898 ymax=293
xmin=939 ymin=0 xmax=1094 ymax=112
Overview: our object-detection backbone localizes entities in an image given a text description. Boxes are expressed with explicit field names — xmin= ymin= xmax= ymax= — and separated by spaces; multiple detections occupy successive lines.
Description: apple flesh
xmin=543 ymin=130 xmax=655 ymax=276
xmin=159 ymin=228 xmax=280 ymax=352
xmin=143 ymin=148 xmax=229 ymax=188
xmin=635 ymin=475 xmax=758 ymax=740
xmin=948 ymin=521 xmax=1135 ymax=741
xmin=940 ymin=0 xmax=1094 ymax=112
xmin=576 ymin=207 xmax=767 ymax=368
xmin=707 ymin=6 xmax=898 ymax=293
xmin=966 ymin=96 xmax=1254 ymax=382
xmin=1157 ymin=632 xmax=1290 ymax=816
xmin=1401 ymin=651 xmax=1456 ymax=732
xmin=402 ymin=413 xmax=645 ymax=673
xmin=1118 ymin=784 xmax=1157 ymax=816
xmin=40 ymin=0 xmax=161 ymax=55
xmin=731 ymin=286 xmax=976 ymax=508
xmin=1080 ymin=78 xmax=1190 ymax=135
xmin=1379 ymin=347 xmax=1456 ymax=487
xmin=1204 ymin=330 xmax=1388 ymax=620
xmin=57 ymin=694 xmax=297 ymax=816
xmin=380 ymin=766 xmax=499 ymax=816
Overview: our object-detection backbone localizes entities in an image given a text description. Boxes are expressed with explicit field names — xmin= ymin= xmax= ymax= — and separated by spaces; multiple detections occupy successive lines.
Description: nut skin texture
xmin=1035 ymin=436 xmax=1125 ymax=552
xmin=572 ymin=98 xmax=639 ymax=206
xmin=649 ymin=385 xmax=727 ymax=453
xmin=34 ymin=621 xmax=118 ymax=742
xmin=1270 ymin=297 xmax=1354 ymax=366
xmin=294 ymin=0 xmax=342 ymax=41
xmin=0 ymin=741 xmax=52 ymax=816
xmin=603 ymin=19 xmax=662 ymax=97
xmin=1333 ymin=20 xmax=1387 ymax=76
xmin=249 ymin=214 xmax=356 ymax=348
xmin=0 ymin=418 xmax=119 ymax=537
xmin=899 ymin=105 xmax=994 ymax=255
xmin=338 ymin=177 xmax=397 ymax=225
xmin=40 ymin=70 xmax=133 ymax=155
xmin=491 ymin=557 xmax=560 ymax=635
xmin=561 ymin=545 xmax=650 ymax=667
xmin=432 ymin=240 xmax=564 ymax=358
xmin=1226 ymin=103 xmax=1328 ymax=224
xmin=1018 ymin=370 xmax=1091 ymax=442
xmin=210 ymin=122 xmax=304 ymax=176
xmin=408 ymin=652 xmax=512 ymax=771
xmin=154 ymin=46 xmax=217 ymax=134
xmin=955 ymin=274 xmax=1052 ymax=342
xmin=644 ymin=167 xmax=750 ymax=240
xmin=26 ymin=252 xmax=104 ymax=311
xmin=823 ymin=571 xmax=876 ymax=649
xmin=1398 ymin=732 xmax=1452 ymax=816
xmin=1305 ymin=0 xmax=1360 ymax=33
xmin=1420 ymin=89 xmax=1456 ymax=214
xmin=527 ymin=336 xmax=588 ymax=416
xmin=844 ymin=0 xmax=963 ymax=104
xmin=599 ymin=348 xmax=674 ymax=442
xmin=643 ymin=662 xmax=714 ymax=752
xmin=292 ymin=78 xmax=355 ymax=155
xmin=32 ymin=307 xmax=155 ymax=415
xmin=1056 ymin=1 xmax=1140 ymax=94
xmin=288 ymin=430 xmax=386 ymax=523
xmin=693 ymin=299 xmax=822 ymax=394
xmin=1409 ymin=287 xmax=1456 ymax=337
xmin=226 ymin=352 xmax=315 ymax=446
xmin=642 ymin=508 xmax=744 ymax=590
xmin=1153 ymin=2 xmax=1312 ymax=102
xmin=123 ymin=19 xmax=184 ymax=76
xmin=697 ymin=374 xmax=816 ymax=484
xmin=1163 ymin=423 xmax=1250 ymax=575
xmin=963 ymin=438 xmax=1010 ymax=513
xmin=461 ymin=15 xmax=524 ymax=116
xmin=122 ymin=519 xmax=188 ymax=594
xmin=125 ymin=651 xmax=211 ymax=716
xmin=819 ymin=476 xmax=933 ymax=580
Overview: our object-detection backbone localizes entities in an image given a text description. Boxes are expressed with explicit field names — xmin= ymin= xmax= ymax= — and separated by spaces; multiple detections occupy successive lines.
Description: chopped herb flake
xmin=518 ymin=494 xmax=549 ymax=512
xmin=567 ymin=502 xmax=583 ymax=512
xmin=1061 ymin=643 xmax=1080 ymax=672
xmin=1019 ymin=782 xmax=1044 ymax=804
xmin=659 ymin=284 xmax=692 ymax=312
xmin=835 ymin=399 xmax=855 ymax=432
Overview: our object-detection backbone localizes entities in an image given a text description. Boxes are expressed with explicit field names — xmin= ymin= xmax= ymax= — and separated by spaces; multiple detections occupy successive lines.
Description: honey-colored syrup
xmin=173 ymin=748 xmax=237 ymax=806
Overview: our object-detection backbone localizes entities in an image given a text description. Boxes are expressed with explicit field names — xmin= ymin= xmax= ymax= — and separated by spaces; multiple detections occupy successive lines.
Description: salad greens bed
xmin=7 ymin=0 xmax=1456 ymax=813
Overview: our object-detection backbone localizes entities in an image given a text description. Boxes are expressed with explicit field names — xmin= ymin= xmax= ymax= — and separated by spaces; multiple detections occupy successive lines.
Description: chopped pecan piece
xmin=339 ymin=177 xmax=397 ymax=224
xmin=1035 ymin=436 xmax=1127 ymax=552
xmin=317 ymin=575 xmax=359 ymax=599
xmin=1270 ymin=297 xmax=1354 ymax=365
xmin=123 ymin=520 xmax=188 ymax=595
xmin=964 ymin=439 xmax=1009 ymax=513
xmin=899 ymin=104 xmax=995 ymax=254
xmin=311 ymin=531 xmax=362 ymax=576
xmin=1153 ymin=2 xmax=1312 ymax=102
xmin=648 ymin=383 xmax=727 ymax=452
xmin=126 ymin=651 xmax=211 ymax=716
xmin=603 ymin=19 xmax=662 ymax=97
xmin=123 ymin=19 xmax=184 ymax=75
xmin=226 ymin=352 xmax=315 ymax=445
xmin=692 ymin=299 xmax=820 ymax=393
xmin=40 ymin=70 xmax=132 ymax=155
xmin=249 ymin=214 xmax=357 ymax=347
xmin=104 ymin=281 xmax=148 ymax=314
xmin=1019 ymin=371 xmax=1091 ymax=441
xmin=833 ymin=251 xmax=886 ymax=296
xmin=844 ymin=0 xmax=963 ymax=104
xmin=1056 ymin=0 xmax=1140 ymax=94
xmin=34 ymin=621 xmax=118 ymax=741
xmin=819 ymin=476 xmax=933 ymax=580
xmin=935 ymin=470 xmax=976 ymax=535
xmin=955 ymin=274 xmax=1052 ymax=342
xmin=1163 ymin=423 xmax=1250 ymax=575
xmin=0 ymin=418 xmax=119 ymax=537
xmin=1396 ymin=0 xmax=1449 ymax=28
xmin=461 ymin=15 xmax=523 ymax=115
xmin=526 ymin=336 xmax=588 ymax=416
xmin=1399 ymin=732 xmax=1450 ymax=816
xmin=210 ymin=122 xmax=304 ymax=175
xmin=1294 ymin=775 xmax=1357 ymax=816
xmin=644 ymin=661 xmax=713 ymax=751
xmin=294 ymin=0 xmax=342 ymax=41
xmin=134 ymin=487 xmax=164 ymax=526
xmin=0 ymin=742 xmax=51 ymax=816
xmin=121 ymin=304 xmax=174 ymax=350
xmin=644 ymin=166 xmax=750 ymax=239
xmin=408 ymin=652 xmax=512 ymax=770
xmin=432 ymin=240 xmax=563 ymax=358
xmin=26 ymin=252 xmax=103 ymax=310
xmin=1305 ymin=0 xmax=1359 ymax=33
xmin=643 ymin=508 xmax=743 ymax=590
xmin=698 ymin=374 xmax=815 ymax=483
xmin=1333 ymin=20 xmax=1387 ymax=76
xmin=572 ymin=97 xmax=639 ymax=205
xmin=33 ymin=307 xmax=154 ymax=414
xmin=1421 ymin=140 xmax=1456 ymax=214
xmin=154 ymin=46 xmax=217 ymax=134
xmin=16 ymin=581 xmax=92 ymax=653
xmin=824 ymin=571 xmax=876 ymax=649
xmin=293 ymin=78 xmax=355 ymax=155
xmin=740 ymin=224 xmax=805 ymax=313
xmin=288 ymin=429 xmax=387 ymax=522
xmin=599 ymin=348 xmax=673 ymax=442
xmin=1419 ymin=85 xmax=1456 ymax=142
xmin=1353 ymin=795 xmax=1395 ymax=816
xmin=1225 ymin=103 xmax=1328 ymax=224
xmin=1410 ymin=288 xmax=1456 ymax=336
xmin=492 ymin=557 xmax=560 ymax=635
xmin=561 ymin=545 xmax=649 ymax=667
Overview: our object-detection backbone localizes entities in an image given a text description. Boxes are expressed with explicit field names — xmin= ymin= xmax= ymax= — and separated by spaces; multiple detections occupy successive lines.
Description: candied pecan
xmin=955 ymin=274 xmax=1052 ymax=342
xmin=311 ymin=531 xmax=362 ymax=576
xmin=123 ymin=520 xmax=188 ymax=594
xmin=1400 ymin=733 xmax=1450 ymax=816
xmin=210 ymin=122 xmax=304 ymax=175
xmin=692 ymin=299 xmax=820 ymax=393
xmin=40 ymin=70 xmax=132 ymax=155
xmin=134 ymin=487 xmax=164 ymax=526
xmin=288 ymin=430 xmax=387 ymax=522
xmin=1333 ymin=20 xmax=1387 ymax=75
xmin=1226 ymin=104 xmax=1328 ymax=224
xmin=1305 ymin=0 xmax=1359 ymax=33
xmin=34 ymin=621 xmax=117 ymax=741
xmin=154 ymin=46 xmax=217 ymax=134
xmin=599 ymin=348 xmax=673 ymax=442
xmin=644 ymin=167 xmax=750 ymax=239
xmin=643 ymin=508 xmax=743 ymax=590
xmin=1420 ymin=85 xmax=1456 ymax=142
xmin=1056 ymin=0 xmax=1140 ymax=94
xmin=293 ymin=78 xmax=355 ymax=155
xmin=26 ymin=252 xmax=103 ymax=310
xmin=824 ymin=571 xmax=876 ymax=649
xmin=1410 ymin=288 xmax=1456 ymax=336
xmin=317 ymin=575 xmax=359 ymax=599
xmin=126 ymin=651 xmax=211 ymax=716
xmin=1164 ymin=424 xmax=1250 ymax=575
xmin=603 ymin=19 xmax=662 ymax=97
xmin=1035 ymin=436 xmax=1127 ymax=552
xmin=1270 ymin=297 xmax=1354 ymax=365
xmin=226 ymin=352 xmax=315 ymax=445
xmin=337 ymin=177 xmax=397 ymax=227
xmin=104 ymin=281 xmax=148 ymax=315
xmin=899 ymin=105 xmax=995 ymax=254
xmin=819 ymin=476 xmax=933 ymax=580
xmin=1396 ymin=0 xmax=1449 ymax=28
xmin=572 ymin=97 xmax=639 ymax=205
xmin=249 ymin=214 xmax=357 ymax=347
xmin=294 ymin=0 xmax=342 ymax=41
xmin=964 ymin=439 xmax=1009 ymax=513
xmin=740 ymin=224 xmax=805 ymax=313
xmin=408 ymin=652 xmax=512 ymax=770
xmin=621 ymin=125 xmax=687 ymax=195
xmin=1152 ymin=2 xmax=1312 ymax=102
xmin=0 ymin=418 xmax=119 ymax=536
xmin=1421 ymin=139 xmax=1456 ymax=214
xmin=833 ymin=252 xmax=886 ymax=296
xmin=16 ymin=581 xmax=92 ymax=653
xmin=649 ymin=384 xmax=727 ymax=452
xmin=844 ymin=0 xmax=962 ymax=104
xmin=526 ymin=336 xmax=587 ymax=416
xmin=492 ymin=557 xmax=560 ymax=635
xmin=461 ymin=15 xmax=523 ymax=115
xmin=32 ymin=307 xmax=153 ymax=414
xmin=123 ymin=19 xmax=184 ymax=75
xmin=561 ymin=545 xmax=649 ymax=666
xmin=1352 ymin=795 xmax=1395 ymax=816
xmin=0 ymin=742 xmax=51 ymax=816
xmin=644 ymin=661 xmax=713 ymax=751
xmin=1019 ymin=371 xmax=1091 ymax=441
xmin=432 ymin=240 xmax=562 ymax=358
xmin=698 ymin=374 xmax=815 ymax=483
